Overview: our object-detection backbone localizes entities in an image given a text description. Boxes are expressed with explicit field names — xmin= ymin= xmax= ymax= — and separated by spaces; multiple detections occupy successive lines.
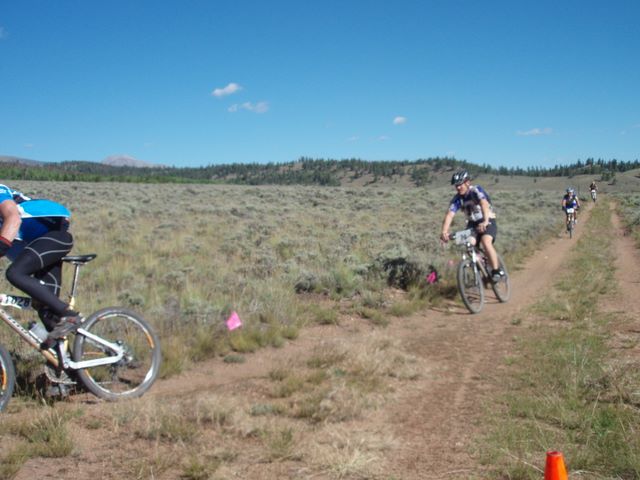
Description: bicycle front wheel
xmin=73 ymin=308 xmax=161 ymax=401
xmin=0 ymin=344 xmax=16 ymax=412
xmin=491 ymin=255 xmax=511 ymax=303
xmin=457 ymin=259 xmax=484 ymax=314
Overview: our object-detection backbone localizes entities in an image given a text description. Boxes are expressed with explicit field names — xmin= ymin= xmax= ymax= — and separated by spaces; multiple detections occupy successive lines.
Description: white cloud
xmin=516 ymin=127 xmax=553 ymax=136
xmin=377 ymin=135 xmax=390 ymax=141
xmin=346 ymin=136 xmax=360 ymax=142
xmin=393 ymin=116 xmax=407 ymax=125
xmin=0 ymin=27 xmax=7 ymax=39
xmin=228 ymin=101 xmax=269 ymax=114
xmin=211 ymin=82 xmax=242 ymax=98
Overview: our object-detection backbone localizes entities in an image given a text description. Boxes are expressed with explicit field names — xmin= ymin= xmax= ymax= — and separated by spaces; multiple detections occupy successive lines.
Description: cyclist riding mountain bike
xmin=0 ymin=185 xmax=82 ymax=347
xmin=562 ymin=188 xmax=580 ymax=223
xmin=440 ymin=170 xmax=505 ymax=283
xmin=589 ymin=180 xmax=598 ymax=202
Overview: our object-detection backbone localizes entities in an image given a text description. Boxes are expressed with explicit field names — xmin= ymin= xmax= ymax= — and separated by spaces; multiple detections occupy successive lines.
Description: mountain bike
xmin=0 ymin=254 xmax=162 ymax=412
xmin=590 ymin=189 xmax=597 ymax=202
xmin=565 ymin=207 xmax=576 ymax=238
xmin=449 ymin=229 xmax=511 ymax=314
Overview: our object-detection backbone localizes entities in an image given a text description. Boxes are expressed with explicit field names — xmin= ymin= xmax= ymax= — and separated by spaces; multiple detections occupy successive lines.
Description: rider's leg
xmin=480 ymin=234 xmax=499 ymax=271
xmin=478 ymin=220 xmax=500 ymax=271
xmin=5 ymin=231 xmax=74 ymax=318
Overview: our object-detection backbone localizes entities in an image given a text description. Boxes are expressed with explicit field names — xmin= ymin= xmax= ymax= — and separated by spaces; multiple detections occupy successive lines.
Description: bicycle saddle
xmin=61 ymin=254 xmax=97 ymax=265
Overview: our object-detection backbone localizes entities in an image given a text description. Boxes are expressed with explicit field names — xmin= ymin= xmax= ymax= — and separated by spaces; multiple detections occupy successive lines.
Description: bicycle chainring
xmin=44 ymin=364 xmax=76 ymax=386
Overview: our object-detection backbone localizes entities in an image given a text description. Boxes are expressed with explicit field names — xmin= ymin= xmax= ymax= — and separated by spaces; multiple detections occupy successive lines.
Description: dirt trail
xmin=384 ymin=215 xmax=591 ymax=478
xmin=601 ymin=204 xmax=640 ymax=362
xmin=14 ymin=204 xmax=619 ymax=480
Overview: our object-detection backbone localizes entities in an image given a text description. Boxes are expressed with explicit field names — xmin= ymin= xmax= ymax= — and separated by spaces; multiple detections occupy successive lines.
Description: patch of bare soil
xmin=12 ymin=207 xmax=612 ymax=480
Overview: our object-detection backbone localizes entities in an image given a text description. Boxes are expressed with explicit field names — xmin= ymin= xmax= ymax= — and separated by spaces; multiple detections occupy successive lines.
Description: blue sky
xmin=1 ymin=0 xmax=639 ymax=168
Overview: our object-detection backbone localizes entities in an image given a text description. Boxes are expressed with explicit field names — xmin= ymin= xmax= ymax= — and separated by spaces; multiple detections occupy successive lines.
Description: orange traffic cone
xmin=544 ymin=451 xmax=568 ymax=480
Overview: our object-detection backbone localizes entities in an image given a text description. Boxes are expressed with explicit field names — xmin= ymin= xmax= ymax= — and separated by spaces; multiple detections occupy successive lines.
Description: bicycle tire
xmin=72 ymin=307 xmax=161 ymax=401
xmin=0 ymin=344 xmax=16 ymax=412
xmin=491 ymin=255 xmax=511 ymax=303
xmin=568 ymin=221 xmax=573 ymax=239
xmin=457 ymin=259 xmax=484 ymax=314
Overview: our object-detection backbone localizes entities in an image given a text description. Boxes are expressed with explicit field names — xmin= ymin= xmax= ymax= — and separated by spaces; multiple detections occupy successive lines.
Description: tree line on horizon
xmin=0 ymin=156 xmax=637 ymax=186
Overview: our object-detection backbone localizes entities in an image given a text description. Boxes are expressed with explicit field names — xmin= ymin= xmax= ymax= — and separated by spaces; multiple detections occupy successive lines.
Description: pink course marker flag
xmin=226 ymin=311 xmax=242 ymax=331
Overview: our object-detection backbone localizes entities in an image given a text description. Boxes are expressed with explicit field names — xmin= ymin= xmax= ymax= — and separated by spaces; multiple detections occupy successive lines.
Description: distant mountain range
xmin=0 ymin=154 xmax=159 ymax=168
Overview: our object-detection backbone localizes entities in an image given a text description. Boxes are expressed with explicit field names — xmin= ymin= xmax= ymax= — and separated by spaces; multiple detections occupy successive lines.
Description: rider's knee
xmin=481 ymin=235 xmax=495 ymax=248
xmin=5 ymin=265 xmax=19 ymax=286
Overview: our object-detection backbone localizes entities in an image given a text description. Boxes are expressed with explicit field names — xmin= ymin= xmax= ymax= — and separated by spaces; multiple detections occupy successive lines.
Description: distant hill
xmin=101 ymin=155 xmax=159 ymax=168
xmin=0 ymin=154 xmax=638 ymax=187
xmin=0 ymin=155 xmax=45 ymax=167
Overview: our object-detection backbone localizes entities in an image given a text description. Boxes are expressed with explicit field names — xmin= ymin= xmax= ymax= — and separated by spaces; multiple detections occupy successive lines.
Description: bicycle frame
xmin=452 ymin=229 xmax=489 ymax=279
xmin=0 ymin=256 xmax=125 ymax=371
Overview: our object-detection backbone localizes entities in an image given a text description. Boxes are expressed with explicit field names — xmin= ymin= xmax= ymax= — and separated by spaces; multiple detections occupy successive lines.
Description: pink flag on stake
xmin=226 ymin=311 xmax=242 ymax=331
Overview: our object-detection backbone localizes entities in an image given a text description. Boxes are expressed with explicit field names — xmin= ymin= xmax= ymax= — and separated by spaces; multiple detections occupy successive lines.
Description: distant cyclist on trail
xmin=589 ymin=180 xmax=598 ymax=202
xmin=562 ymin=187 xmax=581 ymax=223
xmin=440 ymin=170 xmax=505 ymax=283
xmin=0 ymin=185 xmax=82 ymax=347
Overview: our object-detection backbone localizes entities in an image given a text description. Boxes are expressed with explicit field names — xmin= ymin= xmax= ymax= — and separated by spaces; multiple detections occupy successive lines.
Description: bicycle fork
xmin=466 ymin=247 xmax=488 ymax=279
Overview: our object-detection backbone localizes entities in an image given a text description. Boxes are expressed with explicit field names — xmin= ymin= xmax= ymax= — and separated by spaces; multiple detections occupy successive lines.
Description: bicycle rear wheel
xmin=73 ymin=307 xmax=161 ymax=401
xmin=0 ymin=344 xmax=15 ymax=412
xmin=457 ymin=259 xmax=484 ymax=314
xmin=491 ymin=255 xmax=511 ymax=303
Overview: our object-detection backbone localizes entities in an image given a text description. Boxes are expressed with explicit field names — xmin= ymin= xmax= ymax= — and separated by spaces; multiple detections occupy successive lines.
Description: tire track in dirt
xmin=609 ymin=205 xmax=640 ymax=312
xmin=601 ymin=203 xmax=640 ymax=363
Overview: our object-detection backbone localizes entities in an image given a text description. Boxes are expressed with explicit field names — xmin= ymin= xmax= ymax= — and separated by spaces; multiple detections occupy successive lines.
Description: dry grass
xmin=0 ymin=180 xmax=560 ymax=377
xmin=481 ymin=200 xmax=640 ymax=479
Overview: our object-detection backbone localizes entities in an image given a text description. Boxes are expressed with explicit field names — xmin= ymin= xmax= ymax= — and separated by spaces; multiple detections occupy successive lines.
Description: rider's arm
xmin=479 ymin=198 xmax=491 ymax=229
xmin=0 ymin=199 xmax=21 ymax=255
xmin=440 ymin=210 xmax=455 ymax=242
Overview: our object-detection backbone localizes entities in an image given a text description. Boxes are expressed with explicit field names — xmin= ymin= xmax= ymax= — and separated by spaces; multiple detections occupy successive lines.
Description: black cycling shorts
xmin=468 ymin=218 xmax=498 ymax=243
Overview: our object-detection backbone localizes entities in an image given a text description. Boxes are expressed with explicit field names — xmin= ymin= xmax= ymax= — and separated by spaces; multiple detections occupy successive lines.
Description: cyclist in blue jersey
xmin=562 ymin=187 xmax=580 ymax=223
xmin=0 ymin=185 xmax=82 ymax=346
xmin=440 ymin=170 xmax=505 ymax=282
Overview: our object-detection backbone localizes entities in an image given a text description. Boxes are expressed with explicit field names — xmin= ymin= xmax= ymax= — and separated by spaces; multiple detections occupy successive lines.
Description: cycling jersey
xmin=562 ymin=194 xmax=579 ymax=209
xmin=0 ymin=184 xmax=71 ymax=260
xmin=448 ymin=185 xmax=495 ymax=224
